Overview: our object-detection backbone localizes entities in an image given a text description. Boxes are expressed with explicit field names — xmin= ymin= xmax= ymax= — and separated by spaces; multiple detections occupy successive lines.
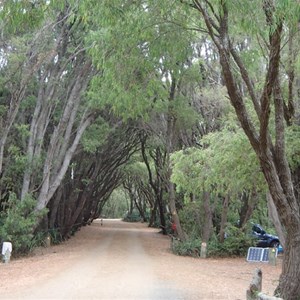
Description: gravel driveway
xmin=0 ymin=219 xmax=281 ymax=299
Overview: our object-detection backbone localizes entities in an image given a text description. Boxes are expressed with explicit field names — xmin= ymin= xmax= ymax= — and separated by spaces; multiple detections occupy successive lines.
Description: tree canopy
xmin=1 ymin=1 xmax=300 ymax=298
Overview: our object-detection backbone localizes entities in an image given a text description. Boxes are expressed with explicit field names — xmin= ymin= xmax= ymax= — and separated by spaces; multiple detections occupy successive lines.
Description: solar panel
xmin=247 ymin=247 xmax=264 ymax=262
xmin=262 ymin=248 xmax=269 ymax=262
xmin=246 ymin=247 xmax=277 ymax=262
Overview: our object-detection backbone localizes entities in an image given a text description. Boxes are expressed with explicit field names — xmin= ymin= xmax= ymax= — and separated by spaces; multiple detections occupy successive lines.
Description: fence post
xmin=200 ymin=242 xmax=207 ymax=258
xmin=246 ymin=268 xmax=283 ymax=300
xmin=246 ymin=268 xmax=262 ymax=300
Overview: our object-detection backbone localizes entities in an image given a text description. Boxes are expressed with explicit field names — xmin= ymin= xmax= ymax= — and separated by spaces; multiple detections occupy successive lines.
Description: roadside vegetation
xmin=0 ymin=1 xmax=300 ymax=299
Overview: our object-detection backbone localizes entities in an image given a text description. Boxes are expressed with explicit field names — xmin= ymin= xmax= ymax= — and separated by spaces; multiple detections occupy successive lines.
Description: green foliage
xmin=6 ymin=145 xmax=27 ymax=177
xmin=171 ymin=147 xmax=204 ymax=195
xmin=0 ymin=193 xmax=47 ymax=255
xmin=48 ymin=228 xmax=63 ymax=245
xmin=286 ymin=125 xmax=300 ymax=170
xmin=81 ymin=117 xmax=111 ymax=153
xmin=178 ymin=202 xmax=203 ymax=239
xmin=171 ymin=127 xmax=266 ymax=198
xmin=174 ymin=95 xmax=199 ymax=131
xmin=202 ymin=129 xmax=265 ymax=193
xmin=171 ymin=237 xmax=202 ymax=257
xmin=84 ymin=0 xmax=199 ymax=121
xmin=208 ymin=224 xmax=255 ymax=257
xmin=102 ymin=188 xmax=129 ymax=219
xmin=123 ymin=209 xmax=142 ymax=222
xmin=0 ymin=0 xmax=47 ymax=35
xmin=14 ymin=124 xmax=31 ymax=139
xmin=0 ymin=104 xmax=7 ymax=117
xmin=171 ymin=219 xmax=255 ymax=258
xmin=122 ymin=161 xmax=149 ymax=182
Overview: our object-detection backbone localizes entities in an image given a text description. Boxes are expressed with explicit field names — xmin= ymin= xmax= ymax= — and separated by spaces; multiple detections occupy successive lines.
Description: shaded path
xmin=1 ymin=220 xmax=183 ymax=300
xmin=0 ymin=219 xmax=281 ymax=299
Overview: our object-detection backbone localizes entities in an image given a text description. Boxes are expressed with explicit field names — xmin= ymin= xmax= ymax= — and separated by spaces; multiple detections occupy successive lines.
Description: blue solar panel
xmin=246 ymin=247 xmax=277 ymax=262
xmin=262 ymin=249 xmax=269 ymax=262
xmin=247 ymin=247 xmax=263 ymax=262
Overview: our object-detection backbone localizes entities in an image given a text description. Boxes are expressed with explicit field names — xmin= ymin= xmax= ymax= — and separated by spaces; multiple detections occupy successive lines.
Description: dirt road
xmin=0 ymin=219 xmax=281 ymax=300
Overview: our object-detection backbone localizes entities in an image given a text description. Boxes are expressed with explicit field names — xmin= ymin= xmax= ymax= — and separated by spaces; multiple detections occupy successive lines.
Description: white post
xmin=200 ymin=242 xmax=207 ymax=258
xmin=2 ymin=242 xmax=12 ymax=263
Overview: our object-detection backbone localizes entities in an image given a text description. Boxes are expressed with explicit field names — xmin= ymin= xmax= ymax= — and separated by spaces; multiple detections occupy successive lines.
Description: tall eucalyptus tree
xmin=83 ymin=0 xmax=202 ymax=240
xmin=176 ymin=0 xmax=300 ymax=298
xmin=0 ymin=2 xmax=97 ymax=214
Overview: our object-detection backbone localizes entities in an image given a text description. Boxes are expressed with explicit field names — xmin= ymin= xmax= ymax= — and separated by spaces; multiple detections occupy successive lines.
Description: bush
xmin=0 ymin=193 xmax=47 ymax=255
xmin=48 ymin=228 xmax=63 ymax=245
xmin=178 ymin=202 xmax=203 ymax=240
xmin=208 ymin=224 xmax=255 ymax=257
xmin=123 ymin=210 xmax=141 ymax=222
xmin=171 ymin=238 xmax=202 ymax=257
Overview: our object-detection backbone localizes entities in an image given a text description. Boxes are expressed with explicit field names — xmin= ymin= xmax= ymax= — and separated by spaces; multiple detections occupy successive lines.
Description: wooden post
xmin=200 ymin=242 xmax=207 ymax=258
xmin=268 ymin=248 xmax=276 ymax=266
xmin=246 ymin=268 xmax=262 ymax=300
xmin=246 ymin=268 xmax=283 ymax=300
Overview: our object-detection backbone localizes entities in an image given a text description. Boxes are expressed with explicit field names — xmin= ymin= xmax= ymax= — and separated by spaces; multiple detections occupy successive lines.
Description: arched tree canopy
xmin=1 ymin=1 xmax=300 ymax=298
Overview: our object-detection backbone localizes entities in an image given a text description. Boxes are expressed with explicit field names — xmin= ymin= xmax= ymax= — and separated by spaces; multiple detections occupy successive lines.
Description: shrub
xmin=123 ymin=210 xmax=141 ymax=222
xmin=48 ymin=228 xmax=63 ymax=245
xmin=171 ymin=237 xmax=202 ymax=257
xmin=0 ymin=193 xmax=47 ymax=255
xmin=208 ymin=224 xmax=255 ymax=257
xmin=178 ymin=202 xmax=203 ymax=240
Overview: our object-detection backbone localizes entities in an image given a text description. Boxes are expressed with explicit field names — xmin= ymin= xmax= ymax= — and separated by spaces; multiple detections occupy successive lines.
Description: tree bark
xmin=246 ymin=269 xmax=283 ymax=300
xmin=266 ymin=191 xmax=286 ymax=248
xmin=239 ymin=190 xmax=259 ymax=229
xmin=192 ymin=1 xmax=300 ymax=298
xmin=141 ymin=138 xmax=167 ymax=233
xmin=166 ymin=78 xmax=187 ymax=241
xmin=36 ymin=113 xmax=94 ymax=212
xmin=219 ymin=194 xmax=229 ymax=243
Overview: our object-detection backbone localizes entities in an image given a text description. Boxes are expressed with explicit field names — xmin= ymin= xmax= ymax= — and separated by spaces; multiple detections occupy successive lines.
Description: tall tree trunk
xmin=169 ymin=181 xmax=187 ymax=240
xmin=141 ymin=137 xmax=167 ymax=232
xmin=267 ymin=191 xmax=286 ymax=248
xmin=219 ymin=194 xmax=229 ymax=244
xmin=156 ymin=188 xmax=166 ymax=233
xmin=166 ymin=78 xmax=187 ymax=241
xmin=239 ymin=190 xmax=259 ymax=229
xmin=36 ymin=113 xmax=93 ymax=212
xmin=192 ymin=2 xmax=300 ymax=298
xmin=149 ymin=199 xmax=158 ymax=227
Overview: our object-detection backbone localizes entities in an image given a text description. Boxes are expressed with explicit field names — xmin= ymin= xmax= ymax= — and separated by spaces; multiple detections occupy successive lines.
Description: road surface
xmin=0 ymin=219 xmax=281 ymax=299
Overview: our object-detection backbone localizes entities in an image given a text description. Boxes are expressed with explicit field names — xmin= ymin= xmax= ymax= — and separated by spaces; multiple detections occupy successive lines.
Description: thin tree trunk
xmin=239 ymin=190 xmax=259 ymax=229
xmin=166 ymin=78 xmax=187 ymax=241
xmin=219 ymin=194 xmax=229 ymax=244
xmin=169 ymin=181 xmax=187 ymax=240
xmin=36 ymin=113 xmax=94 ymax=212
xmin=267 ymin=191 xmax=286 ymax=248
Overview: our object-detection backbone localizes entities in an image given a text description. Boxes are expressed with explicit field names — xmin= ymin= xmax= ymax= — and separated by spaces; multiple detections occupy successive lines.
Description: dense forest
xmin=0 ymin=1 xmax=300 ymax=299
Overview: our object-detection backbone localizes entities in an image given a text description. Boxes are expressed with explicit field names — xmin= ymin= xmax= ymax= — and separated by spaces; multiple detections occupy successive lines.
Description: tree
xmin=140 ymin=133 xmax=168 ymax=231
xmin=0 ymin=2 xmax=97 ymax=215
xmin=171 ymin=126 xmax=266 ymax=243
xmin=48 ymin=122 xmax=141 ymax=238
xmin=0 ymin=0 xmax=49 ymax=176
xmin=84 ymin=0 xmax=204 ymax=240
xmin=182 ymin=1 xmax=300 ymax=298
